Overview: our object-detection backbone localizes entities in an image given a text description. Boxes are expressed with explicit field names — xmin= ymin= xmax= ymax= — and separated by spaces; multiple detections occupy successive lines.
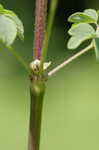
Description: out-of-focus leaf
xmin=0 ymin=15 xmax=17 ymax=45
xmin=0 ymin=9 xmax=24 ymax=40
xmin=0 ymin=4 xmax=3 ymax=9
xmin=68 ymin=12 xmax=97 ymax=23
xmin=68 ymin=34 xmax=93 ymax=49
xmin=96 ymin=26 xmax=99 ymax=38
xmin=0 ymin=4 xmax=24 ymax=40
xmin=94 ymin=38 xmax=99 ymax=61
xmin=67 ymin=23 xmax=96 ymax=49
xmin=84 ymin=9 xmax=98 ymax=22
xmin=5 ymin=13 xmax=24 ymax=40
xmin=68 ymin=23 xmax=95 ymax=36
xmin=97 ymin=10 xmax=99 ymax=16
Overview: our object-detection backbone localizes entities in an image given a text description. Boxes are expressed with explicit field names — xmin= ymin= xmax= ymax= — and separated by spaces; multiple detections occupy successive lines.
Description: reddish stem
xmin=33 ymin=0 xmax=47 ymax=60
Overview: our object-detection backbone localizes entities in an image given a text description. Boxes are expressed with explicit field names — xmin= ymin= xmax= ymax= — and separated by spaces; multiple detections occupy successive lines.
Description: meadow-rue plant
xmin=0 ymin=1 xmax=99 ymax=150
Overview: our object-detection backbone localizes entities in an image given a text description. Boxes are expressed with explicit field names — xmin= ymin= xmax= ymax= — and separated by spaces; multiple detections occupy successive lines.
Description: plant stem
xmin=28 ymin=1 xmax=58 ymax=150
xmin=33 ymin=0 xmax=48 ymax=60
xmin=6 ymin=46 xmax=32 ymax=75
xmin=28 ymin=80 xmax=45 ymax=150
xmin=39 ymin=0 xmax=59 ymax=73
xmin=48 ymin=43 xmax=94 ymax=77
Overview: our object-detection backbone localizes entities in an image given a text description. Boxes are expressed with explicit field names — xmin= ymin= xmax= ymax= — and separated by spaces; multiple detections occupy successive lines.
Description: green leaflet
xmin=0 ymin=3 xmax=24 ymax=45
xmin=68 ymin=34 xmax=94 ymax=49
xmin=0 ymin=15 xmax=17 ymax=45
xmin=0 ymin=8 xmax=24 ymax=40
xmin=68 ymin=23 xmax=95 ymax=36
xmin=97 ymin=10 xmax=99 ymax=16
xmin=96 ymin=26 xmax=99 ymax=38
xmin=4 ymin=11 xmax=24 ymax=40
xmin=68 ymin=9 xmax=99 ymax=24
xmin=68 ymin=12 xmax=97 ymax=23
xmin=93 ymin=38 xmax=99 ymax=61
xmin=84 ymin=9 xmax=98 ymax=22
xmin=67 ymin=23 xmax=96 ymax=49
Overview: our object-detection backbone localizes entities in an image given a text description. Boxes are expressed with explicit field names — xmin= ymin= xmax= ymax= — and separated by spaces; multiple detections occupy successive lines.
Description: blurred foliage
xmin=0 ymin=0 xmax=99 ymax=150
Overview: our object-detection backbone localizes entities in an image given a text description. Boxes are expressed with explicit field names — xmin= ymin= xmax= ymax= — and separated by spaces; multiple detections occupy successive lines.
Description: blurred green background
xmin=0 ymin=0 xmax=99 ymax=150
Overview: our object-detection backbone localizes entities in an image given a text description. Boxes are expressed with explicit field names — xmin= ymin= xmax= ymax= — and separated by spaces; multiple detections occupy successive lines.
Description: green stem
xmin=39 ymin=0 xmax=59 ymax=73
xmin=6 ymin=46 xmax=32 ymax=75
xmin=28 ymin=80 xmax=45 ymax=150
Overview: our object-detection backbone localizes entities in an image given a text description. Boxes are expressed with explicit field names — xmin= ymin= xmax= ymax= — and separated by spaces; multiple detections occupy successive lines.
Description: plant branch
xmin=39 ymin=0 xmax=59 ymax=73
xmin=48 ymin=43 xmax=94 ymax=77
xmin=6 ymin=46 xmax=32 ymax=75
